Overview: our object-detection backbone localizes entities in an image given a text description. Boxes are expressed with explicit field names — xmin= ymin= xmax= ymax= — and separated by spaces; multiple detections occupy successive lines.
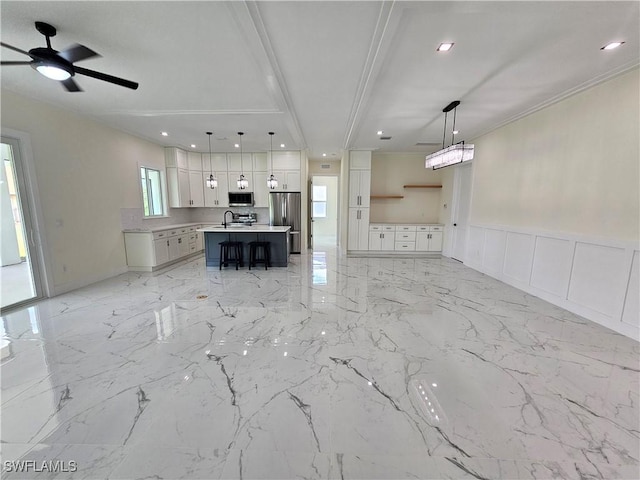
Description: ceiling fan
xmin=1 ymin=21 xmax=139 ymax=92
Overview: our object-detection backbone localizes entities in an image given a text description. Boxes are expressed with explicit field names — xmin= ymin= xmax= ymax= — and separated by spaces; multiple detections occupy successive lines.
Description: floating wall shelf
xmin=403 ymin=184 xmax=442 ymax=189
xmin=370 ymin=195 xmax=404 ymax=199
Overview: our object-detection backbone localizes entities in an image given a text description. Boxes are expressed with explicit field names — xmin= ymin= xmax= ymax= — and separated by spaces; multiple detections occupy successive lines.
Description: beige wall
xmin=1 ymin=89 xmax=165 ymax=293
xmin=371 ymin=152 xmax=443 ymax=224
xmin=470 ymin=68 xmax=639 ymax=242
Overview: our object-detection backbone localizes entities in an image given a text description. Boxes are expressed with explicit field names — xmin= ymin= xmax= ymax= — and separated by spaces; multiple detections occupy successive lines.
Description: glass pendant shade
xmin=206 ymin=174 xmax=218 ymax=189
xmin=237 ymin=174 xmax=248 ymax=190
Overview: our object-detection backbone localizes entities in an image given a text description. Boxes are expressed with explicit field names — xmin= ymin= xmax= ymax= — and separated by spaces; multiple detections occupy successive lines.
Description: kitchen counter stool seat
xmin=219 ymin=241 xmax=243 ymax=270
xmin=248 ymin=241 xmax=270 ymax=270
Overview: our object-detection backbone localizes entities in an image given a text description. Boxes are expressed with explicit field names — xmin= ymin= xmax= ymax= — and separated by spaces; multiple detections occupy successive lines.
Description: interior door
xmin=451 ymin=163 xmax=473 ymax=262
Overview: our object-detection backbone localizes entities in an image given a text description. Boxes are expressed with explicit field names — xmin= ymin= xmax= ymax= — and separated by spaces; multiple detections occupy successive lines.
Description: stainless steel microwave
xmin=228 ymin=192 xmax=254 ymax=207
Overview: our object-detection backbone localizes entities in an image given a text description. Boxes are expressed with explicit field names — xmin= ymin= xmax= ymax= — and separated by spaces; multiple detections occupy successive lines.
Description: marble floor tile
xmin=1 ymin=250 xmax=638 ymax=479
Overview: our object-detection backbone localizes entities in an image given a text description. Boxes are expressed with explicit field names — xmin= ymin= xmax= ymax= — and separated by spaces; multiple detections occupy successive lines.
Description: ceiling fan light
xmin=36 ymin=64 xmax=71 ymax=80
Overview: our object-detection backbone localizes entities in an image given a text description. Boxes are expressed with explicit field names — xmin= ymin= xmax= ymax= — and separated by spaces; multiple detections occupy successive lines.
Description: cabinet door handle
xmin=167 ymin=240 xmax=169 ymax=246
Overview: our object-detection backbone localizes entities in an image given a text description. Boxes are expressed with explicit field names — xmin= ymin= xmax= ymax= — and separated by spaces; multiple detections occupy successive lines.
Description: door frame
xmin=309 ymin=174 xmax=340 ymax=249
xmin=1 ymin=129 xmax=52 ymax=307
xmin=448 ymin=162 xmax=474 ymax=262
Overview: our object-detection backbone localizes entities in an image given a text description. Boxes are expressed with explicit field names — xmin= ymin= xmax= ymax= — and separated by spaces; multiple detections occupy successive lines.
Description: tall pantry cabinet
xmin=347 ymin=151 xmax=371 ymax=251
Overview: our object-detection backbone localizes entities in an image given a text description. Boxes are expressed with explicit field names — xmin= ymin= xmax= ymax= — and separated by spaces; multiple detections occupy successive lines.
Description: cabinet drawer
xmin=188 ymin=226 xmax=196 ymax=232
xmin=383 ymin=225 xmax=395 ymax=231
xmin=417 ymin=226 xmax=429 ymax=232
xmin=189 ymin=234 xmax=196 ymax=243
xmin=395 ymin=225 xmax=417 ymax=232
xmin=396 ymin=232 xmax=416 ymax=241
xmin=430 ymin=225 xmax=443 ymax=232
xmin=369 ymin=225 xmax=382 ymax=232
xmin=189 ymin=244 xmax=197 ymax=253
xmin=153 ymin=230 xmax=168 ymax=240
xmin=180 ymin=228 xmax=188 ymax=234
xmin=395 ymin=242 xmax=416 ymax=251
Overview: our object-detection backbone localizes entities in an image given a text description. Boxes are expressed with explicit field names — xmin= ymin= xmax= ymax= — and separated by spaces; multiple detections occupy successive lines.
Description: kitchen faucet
xmin=223 ymin=210 xmax=234 ymax=229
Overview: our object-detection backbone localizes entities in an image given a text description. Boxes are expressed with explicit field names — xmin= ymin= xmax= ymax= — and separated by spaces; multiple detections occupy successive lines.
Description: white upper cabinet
xmin=188 ymin=170 xmax=205 ymax=207
xmin=253 ymin=153 xmax=268 ymax=171
xmin=227 ymin=153 xmax=253 ymax=172
xmin=227 ymin=171 xmax=254 ymax=193
xmin=350 ymin=150 xmax=371 ymax=170
xmin=165 ymin=147 xmax=188 ymax=169
xmin=253 ymin=171 xmax=269 ymax=207
xmin=349 ymin=170 xmax=371 ymax=207
xmin=272 ymin=151 xmax=301 ymax=170
xmin=204 ymin=174 xmax=229 ymax=207
xmin=187 ymin=151 xmax=202 ymax=171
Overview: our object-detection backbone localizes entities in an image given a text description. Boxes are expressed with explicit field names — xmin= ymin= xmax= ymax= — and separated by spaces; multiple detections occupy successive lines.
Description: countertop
xmin=123 ymin=222 xmax=202 ymax=233
xmin=197 ymin=225 xmax=291 ymax=233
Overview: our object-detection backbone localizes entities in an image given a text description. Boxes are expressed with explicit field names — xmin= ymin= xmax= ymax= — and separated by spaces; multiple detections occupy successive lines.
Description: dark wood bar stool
xmin=219 ymin=241 xmax=243 ymax=270
xmin=248 ymin=241 xmax=270 ymax=270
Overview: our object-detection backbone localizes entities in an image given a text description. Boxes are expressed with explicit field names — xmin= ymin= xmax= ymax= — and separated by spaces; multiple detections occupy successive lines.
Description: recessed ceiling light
xmin=161 ymin=132 xmax=168 ymax=136
xmin=601 ymin=41 xmax=625 ymax=50
xmin=437 ymin=42 xmax=454 ymax=52
xmin=191 ymin=144 xmax=196 ymax=148
xmin=322 ymin=153 xmax=327 ymax=157
xmin=234 ymin=143 xmax=240 ymax=148
xmin=377 ymin=130 xmax=383 ymax=135
xmin=280 ymin=144 xmax=285 ymax=148
xmin=453 ymin=130 xmax=459 ymax=135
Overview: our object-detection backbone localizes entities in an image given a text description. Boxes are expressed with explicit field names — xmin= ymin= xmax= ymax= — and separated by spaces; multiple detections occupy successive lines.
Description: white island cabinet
xmin=124 ymin=224 xmax=203 ymax=271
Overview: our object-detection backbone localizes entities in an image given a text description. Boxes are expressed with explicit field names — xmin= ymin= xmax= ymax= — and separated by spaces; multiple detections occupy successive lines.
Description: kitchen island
xmin=197 ymin=225 xmax=291 ymax=267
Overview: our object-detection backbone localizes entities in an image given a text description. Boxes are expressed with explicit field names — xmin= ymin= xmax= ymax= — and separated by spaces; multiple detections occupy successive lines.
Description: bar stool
xmin=248 ymin=241 xmax=270 ymax=270
xmin=219 ymin=241 xmax=243 ymax=270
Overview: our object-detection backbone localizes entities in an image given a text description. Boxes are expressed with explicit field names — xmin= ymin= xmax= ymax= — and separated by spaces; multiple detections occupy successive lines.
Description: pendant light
xmin=236 ymin=131 xmax=249 ymax=190
xmin=205 ymin=131 xmax=217 ymax=189
xmin=425 ymin=100 xmax=474 ymax=170
xmin=267 ymin=131 xmax=279 ymax=189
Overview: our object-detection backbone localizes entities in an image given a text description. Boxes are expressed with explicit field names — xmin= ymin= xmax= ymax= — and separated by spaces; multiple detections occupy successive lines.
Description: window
xmin=312 ymin=185 xmax=327 ymax=218
xmin=141 ymin=167 xmax=164 ymax=217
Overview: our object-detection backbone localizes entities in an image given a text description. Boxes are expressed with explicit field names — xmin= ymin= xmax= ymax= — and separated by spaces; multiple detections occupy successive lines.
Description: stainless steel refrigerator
xmin=269 ymin=192 xmax=301 ymax=253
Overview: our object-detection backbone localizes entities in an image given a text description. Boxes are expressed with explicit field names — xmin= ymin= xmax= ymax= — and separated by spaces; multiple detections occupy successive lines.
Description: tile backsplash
xmin=120 ymin=207 xmax=270 ymax=230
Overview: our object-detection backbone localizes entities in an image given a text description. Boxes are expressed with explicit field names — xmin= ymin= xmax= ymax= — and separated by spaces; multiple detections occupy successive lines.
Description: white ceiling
xmin=1 ymin=1 xmax=638 ymax=159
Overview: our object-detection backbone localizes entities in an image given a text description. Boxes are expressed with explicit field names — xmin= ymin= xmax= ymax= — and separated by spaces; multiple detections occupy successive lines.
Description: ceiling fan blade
xmin=59 ymin=43 xmax=100 ymax=63
xmin=73 ymin=66 xmax=138 ymax=90
xmin=1 ymin=61 xmax=32 ymax=65
xmin=62 ymin=77 xmax=82 ymax=92
xmin=1 ymin=42 xmax=31 ymax=56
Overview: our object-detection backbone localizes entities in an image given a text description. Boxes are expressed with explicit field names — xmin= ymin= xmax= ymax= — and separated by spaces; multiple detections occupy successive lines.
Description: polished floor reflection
xmin=1 ymin=250 xmax=638 ymax=479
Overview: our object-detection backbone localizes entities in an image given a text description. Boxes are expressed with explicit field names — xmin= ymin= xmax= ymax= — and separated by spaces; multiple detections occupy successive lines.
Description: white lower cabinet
xmin=353 ymin=223 xmax=444 ymax=254
xmin=124 ymin=224 xmax=204 ymax=271
xmin=369 ymin=225 xmax=395 ymax=251
xmin=348 ymin=208 xmax=369 ymax=250
xmin=416 ymin=225 xmax=444 ymax=252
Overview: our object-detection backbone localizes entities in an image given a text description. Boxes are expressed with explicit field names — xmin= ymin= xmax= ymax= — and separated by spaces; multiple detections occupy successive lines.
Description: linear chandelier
xmin=425 ymin=100 xmax=474 ymax=170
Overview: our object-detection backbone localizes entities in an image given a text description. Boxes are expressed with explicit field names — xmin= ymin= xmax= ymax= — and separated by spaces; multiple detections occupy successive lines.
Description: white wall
xmin=371 ymin=153 xmax=443 ymax=224
xmin=463 ymin=69 xmax=640 ymax=339
xmin=1 ymin=89 xmax=166 ymax=294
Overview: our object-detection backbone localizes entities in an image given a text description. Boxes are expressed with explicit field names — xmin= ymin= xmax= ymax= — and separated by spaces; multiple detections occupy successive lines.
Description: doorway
xmin=451 ymin=163 xmax=473 ymax=262
xmin=310 ymin=176 xmax=339 ymax=248
xmin=1 ymin=137 xmax=44 ymax=311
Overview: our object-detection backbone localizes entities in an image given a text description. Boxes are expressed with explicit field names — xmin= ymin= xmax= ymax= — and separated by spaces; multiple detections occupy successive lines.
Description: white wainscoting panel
xmin=503 ymin=232 xmax=535 ymax=284
xmin=466 ymin=226 xmax=485 ymax=266
xmin=622 ymin=251 xmax=639 ymax=328
xmin=460 ymin=224 xmax=638 ymax=340
xmin=482 ymin=229 xmax=506 ymax=275
xmin=567 ymin=242 xmax=628 ymax=318
xmin=530 ymin=236 xmax=574 ymax=299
